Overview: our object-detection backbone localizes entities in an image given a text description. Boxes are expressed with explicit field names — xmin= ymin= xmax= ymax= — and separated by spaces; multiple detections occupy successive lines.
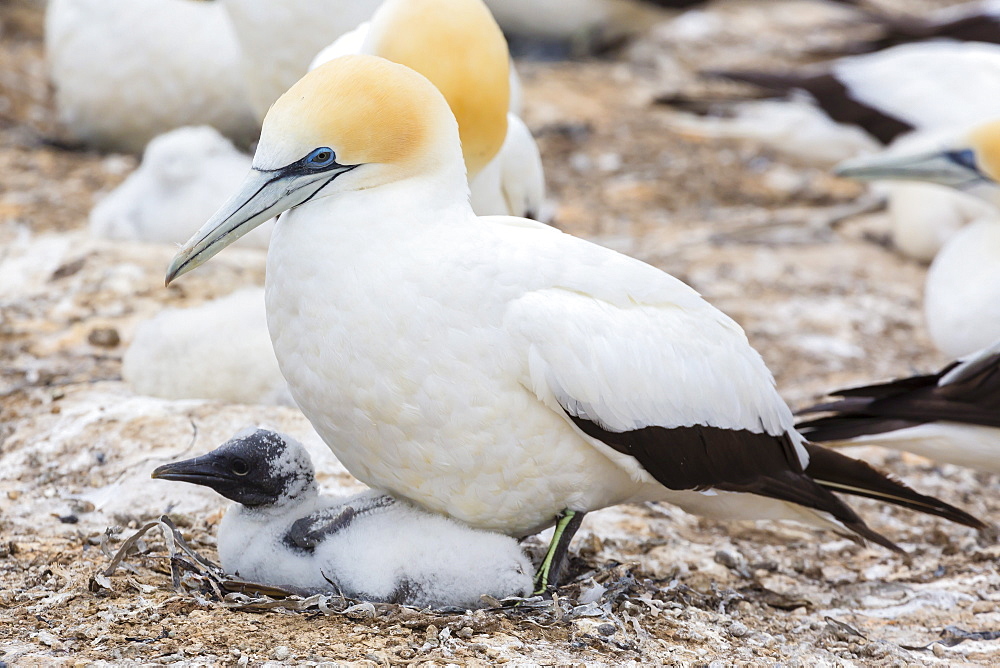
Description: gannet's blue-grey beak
xmin=165 ymin=161 xmax=355 ymax=285
xmin=834 ymin=148 xmax=987 ymax=190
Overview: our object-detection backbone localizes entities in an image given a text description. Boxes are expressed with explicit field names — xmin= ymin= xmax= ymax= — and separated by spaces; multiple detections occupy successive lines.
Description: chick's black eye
xmin=306 ymin=147 xmax=336 ymax=169
xmin=231 ymin=458 xmax=250 ymax=476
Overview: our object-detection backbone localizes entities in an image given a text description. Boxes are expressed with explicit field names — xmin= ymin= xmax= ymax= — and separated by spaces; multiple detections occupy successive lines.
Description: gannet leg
xmin=533 ymin=509 xmax=586 ymax=594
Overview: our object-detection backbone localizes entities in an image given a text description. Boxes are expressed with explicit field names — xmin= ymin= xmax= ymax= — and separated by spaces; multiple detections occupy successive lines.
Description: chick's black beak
xmin=151 ymin=453 xmax=233 ymax=488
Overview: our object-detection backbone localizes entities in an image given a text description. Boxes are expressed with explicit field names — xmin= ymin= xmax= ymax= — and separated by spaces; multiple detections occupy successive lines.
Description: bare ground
xmin=2 ymin=0 xmax=999 ymax=665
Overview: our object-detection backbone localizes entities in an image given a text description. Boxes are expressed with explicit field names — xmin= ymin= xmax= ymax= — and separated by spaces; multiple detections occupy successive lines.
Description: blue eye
xmin=946 ymin=149 xmax=979 ymax=172
xmin=306 ymin=147 xmax=336 ymax=168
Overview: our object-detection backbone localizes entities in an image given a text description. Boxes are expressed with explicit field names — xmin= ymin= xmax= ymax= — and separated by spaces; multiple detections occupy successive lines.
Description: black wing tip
xmin=805 ymin=444 xmax=989 ymax=531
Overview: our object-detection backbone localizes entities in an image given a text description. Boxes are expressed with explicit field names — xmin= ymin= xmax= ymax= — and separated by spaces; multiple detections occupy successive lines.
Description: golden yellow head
xmin=165 ymin=55 xmax=466 ymax=285
xmin=257 ymin=54 xmax=459 ymax=179
xmin=967 ymin=119 xmax=1000 ymax=183
xmin=366 ymin=0 xmax=510 ymax=176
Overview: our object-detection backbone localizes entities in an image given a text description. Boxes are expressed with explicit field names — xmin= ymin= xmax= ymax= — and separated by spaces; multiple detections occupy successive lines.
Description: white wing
xmin=494 ymin=223 xmax=808 ymax=467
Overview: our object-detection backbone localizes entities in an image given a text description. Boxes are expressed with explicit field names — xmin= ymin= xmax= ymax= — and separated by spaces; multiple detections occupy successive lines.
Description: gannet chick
xmin=123 ymin=288 xmax=290 ymax=405
xmin=836 ymin=119 xmax=1000 ymax=357
xmin=798 ymin=340 xmax=1000 ymax=474
xmin=90 ymin=126 xmax=272 ymax=248
xmin=714 ymin=41 xmax=1000 ymax=145
xmin=152 ymin=429 xmax=533 ymax=608
xmin=307 ymin=0 xmax=545 ymax=219
xmin=46 ymin=0 xmax=257 ymax=153
xmin=165 ymin=56 xmax=984 ymax=591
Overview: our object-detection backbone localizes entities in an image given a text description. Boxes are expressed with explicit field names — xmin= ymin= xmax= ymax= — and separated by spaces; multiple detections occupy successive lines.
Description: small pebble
xmin=88 ymin=327 xmax=121 ymax=347
xmin=272 ymin=646 xmax=290 ymax=661
xmin=456 ymin=626 xmax=474 ymax=639
xmin=728 ymin=621 xmax=749 ymax=638
xmin=597 ymin=623 xmax=616 ymax=636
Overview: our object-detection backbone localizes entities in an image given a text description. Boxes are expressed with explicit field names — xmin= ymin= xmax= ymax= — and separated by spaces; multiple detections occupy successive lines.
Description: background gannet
xmin=308 ymin=0 xmax=545 ymax=219
xmin=845 ymin=1 xmax=1000 ymax=53
xmin=45 ymin=0 xmax=258 ymax=152
xmin=123 ymin=288 xmax=290 ymax=405
xmin=152 ymin=429 xmax=533 ymax=608
xmin=220 ymin=0 xmax=383 ymax=121
xmin=165 ymin=56 xmax=984 ymax=590
xmin=836 ymin=118 xmax=1000 ymax=357
xmin=714 ymin=41 xmax=1000 ymax=145
xmin=89 ymin=126 xmax=272 ymax=248
xmin=798 ymin=340 xmax=1000 ymax=474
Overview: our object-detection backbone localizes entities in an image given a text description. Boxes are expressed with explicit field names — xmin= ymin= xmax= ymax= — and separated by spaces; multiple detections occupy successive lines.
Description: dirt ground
xmin=2 ymin=0 xmax=999 ymax=665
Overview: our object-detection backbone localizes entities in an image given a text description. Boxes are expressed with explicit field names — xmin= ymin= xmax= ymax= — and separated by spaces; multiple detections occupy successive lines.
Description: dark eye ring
xmin=231 ymin=458 xmax=250 ymax=476
xmin=306 ymin=147 xmax=336 ymax=168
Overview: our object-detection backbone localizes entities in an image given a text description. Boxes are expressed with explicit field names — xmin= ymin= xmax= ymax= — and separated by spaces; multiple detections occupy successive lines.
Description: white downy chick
xmin=123 ymin=288 xmax=289 ymax=405
xmin=152 ymin=429 xmax=534 ymax=608
xmin=90 ymin=126 xmax=273 ymax=248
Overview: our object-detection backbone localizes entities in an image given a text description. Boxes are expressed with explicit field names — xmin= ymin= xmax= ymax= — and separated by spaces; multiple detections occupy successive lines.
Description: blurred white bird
xmin=798 ymin=340 xmax=1000 ymax=474
xmin=220 ymin=0 xmax=383 ymax=121
xmin=836 ymin=118 xmax=1000 ymax=357
xmin=123 ymin=288 xmax=290 ymax=406
xmin=152 ymin=428 xmax=534 ymax=607
xmin=45 ymin=0 xmax=258 ymax=152
xmin=166 ymin=56 xmax=982 ymax=590
xmin=90 ymin=126 xmax=272 ymax=248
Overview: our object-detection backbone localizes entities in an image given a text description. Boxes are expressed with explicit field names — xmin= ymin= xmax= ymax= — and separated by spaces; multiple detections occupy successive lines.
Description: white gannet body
xmin=220 ymin=0 xmax=383 ymax=121
xmin=123 ymin=288 xmax=290 ymax=406
xmin=45 ymin=0 xmax=257 ymax=153
xmin=90 ymin=126 xmax=272 ymax=248
xmin=925 ymin=219 xmax=1000 ymax=357
xmin=167 ymin=56 xmax=981 ymax=587
xmin=799 ymin=341 xmax=1000 ymax=474
xmin=307 ymin=0 xmax=545 ymax=219
xmin=836 ymin=118 xmax=1000 ymax=357
xmin=153 ymin=429 xmax=533 ymax=607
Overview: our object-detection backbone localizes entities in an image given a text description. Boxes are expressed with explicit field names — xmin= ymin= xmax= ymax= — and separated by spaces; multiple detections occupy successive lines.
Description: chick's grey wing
xmin=284 ymin=495 xmax=397 ymax=552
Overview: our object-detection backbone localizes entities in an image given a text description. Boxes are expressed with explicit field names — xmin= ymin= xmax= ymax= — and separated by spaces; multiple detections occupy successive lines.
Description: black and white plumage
xmin=798 ymin=342 xmax=1000 ymax=474
xmin=152 ymin=429 xmax=533 ymax=608
xmin=846 ymin=1 xmax=1000 ymax=54
xmin=164 ymin=56 xmax=985 ymax=590
xmin=711 ymin=41 xmax=1000 ymax=144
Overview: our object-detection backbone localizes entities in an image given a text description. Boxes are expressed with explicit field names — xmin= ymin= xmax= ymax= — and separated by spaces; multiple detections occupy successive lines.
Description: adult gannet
xmin=798 ymin=341 xmax=1000 ymax=474
xmin=153 ymin=429 xmax=533 ymax=607
xmin=165 ymin=56 xmax=983 ymax=590
xmin=308 ymin=0 xmax=545 ymax=219
xmin=836 ymin=119 xmax=1000 ymax=357
xmin=45 ymin=0 xmax=258 ymax=153
xmin=715 ymin=41 xmax=1000 ymax=144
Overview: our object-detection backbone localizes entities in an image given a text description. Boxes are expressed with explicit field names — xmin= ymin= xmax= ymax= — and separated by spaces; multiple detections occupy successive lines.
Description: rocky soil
xmin=2 ymin=0 xmax=999 ymax=665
